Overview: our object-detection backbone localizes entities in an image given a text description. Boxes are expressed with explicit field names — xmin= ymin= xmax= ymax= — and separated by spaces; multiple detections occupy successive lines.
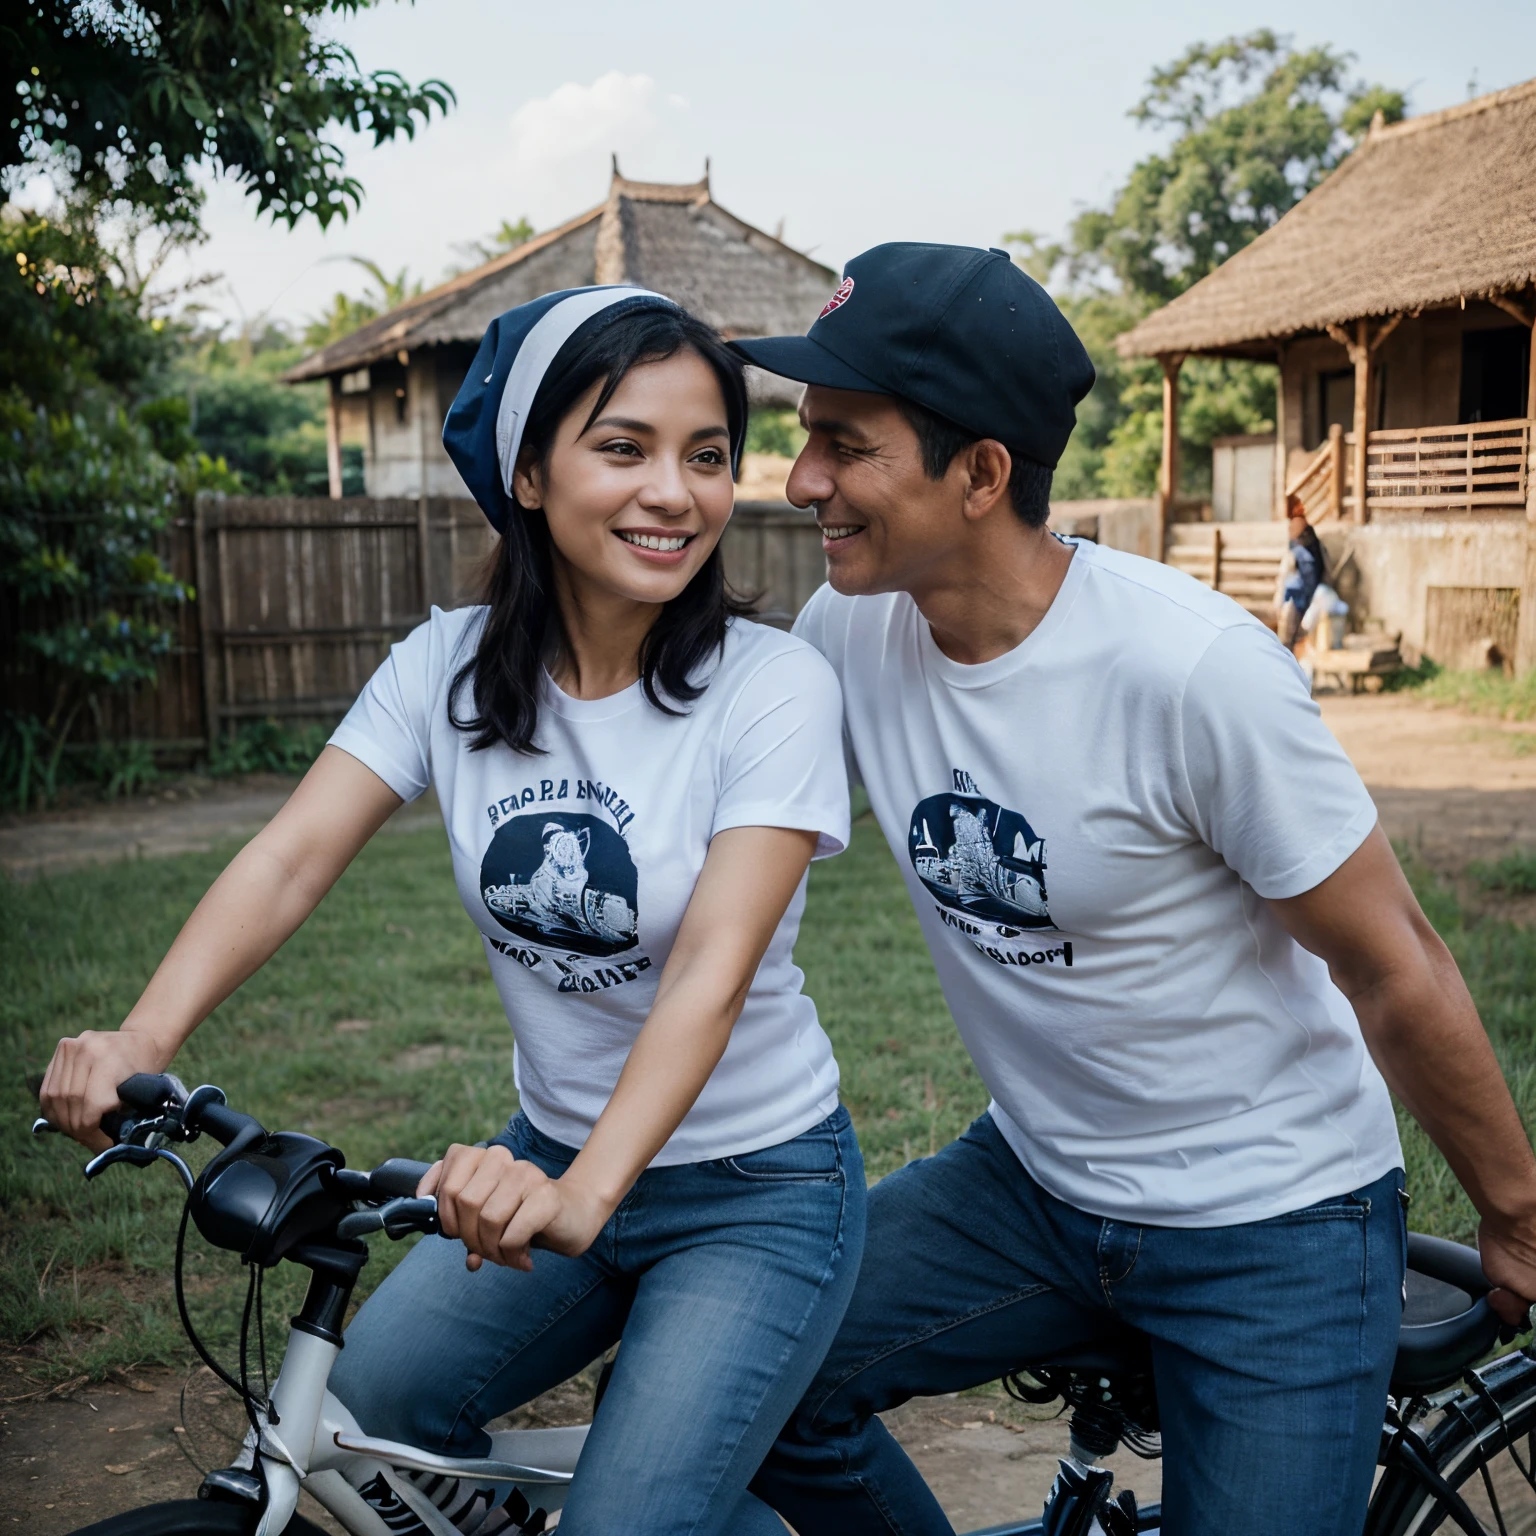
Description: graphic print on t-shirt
xmin=909 ymin=769 xmax=1054 ymax=931
xmin=480 ymin=811 xmax=639 ymax=958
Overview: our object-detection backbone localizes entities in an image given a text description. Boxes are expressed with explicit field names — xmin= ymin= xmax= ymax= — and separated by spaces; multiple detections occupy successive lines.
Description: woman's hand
xmin=40 ymin=1029 xmax=173 ymax=1152
xmin=420 ymin=1144 xmax=612 ymax=1273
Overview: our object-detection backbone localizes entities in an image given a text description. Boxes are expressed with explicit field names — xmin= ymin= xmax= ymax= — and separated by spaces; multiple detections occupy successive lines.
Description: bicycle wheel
xmin=1369 ymin=1351 xmax=1536 ymax=1536
xmin=66 ymin=1500 xmax=331 ymax=1536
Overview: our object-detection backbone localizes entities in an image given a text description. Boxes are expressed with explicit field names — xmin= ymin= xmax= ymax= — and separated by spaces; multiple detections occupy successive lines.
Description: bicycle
xmin=31 ymin=1074 xmax=1536 ymax=1536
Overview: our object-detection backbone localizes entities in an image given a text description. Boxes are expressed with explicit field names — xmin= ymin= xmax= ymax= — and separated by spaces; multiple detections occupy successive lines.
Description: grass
xmin=1469 ymin=850 xmax=1536 ymax=896
xmin=1391 ymin=664 xmax=1536 ymax=722
xmin=3 ymin=818 xmax=1533 ymax=1386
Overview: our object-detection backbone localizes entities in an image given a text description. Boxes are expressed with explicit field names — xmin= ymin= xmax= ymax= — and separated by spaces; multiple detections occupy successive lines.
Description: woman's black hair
xmin=1293 ymin=520 xmax=1328 ymax=581
xmin=450 ymin=304 xmax=753 ymax=756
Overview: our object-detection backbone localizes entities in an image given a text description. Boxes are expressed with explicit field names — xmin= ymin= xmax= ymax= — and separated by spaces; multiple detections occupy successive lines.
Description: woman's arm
xmin=427 ymin=823 xmax=819 ymax=1272
xmin=39 ymin=746 xmax=404 ymax=1149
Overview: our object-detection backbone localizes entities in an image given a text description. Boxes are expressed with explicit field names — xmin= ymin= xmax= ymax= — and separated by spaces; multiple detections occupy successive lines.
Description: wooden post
xmin=1272 ymin=343 xmax=1287 ymax=518
xmin=326 ymin=377 xmax=344 ymax=500
xmin=1516 ymin=305 xmax=1536 ymax=673
xmin=1351 ymin=318 xmax=1371 ymax=523
xmin=1157 ymin=354 xmax=1183 ymax=561
xmin=414 ymin=354 xmax=434 ymax=610
xmin=1328 ymin=422 xmax=1345 ymax=522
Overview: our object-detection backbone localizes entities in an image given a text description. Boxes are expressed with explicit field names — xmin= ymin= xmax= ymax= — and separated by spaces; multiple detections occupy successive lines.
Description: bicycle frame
xmin=230 ymin=1280 xmax=584 ymax=1536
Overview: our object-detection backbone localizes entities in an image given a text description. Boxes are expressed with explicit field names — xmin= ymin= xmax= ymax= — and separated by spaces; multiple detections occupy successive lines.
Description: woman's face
xmin=513 ymin=349 xmax=735 ymax=607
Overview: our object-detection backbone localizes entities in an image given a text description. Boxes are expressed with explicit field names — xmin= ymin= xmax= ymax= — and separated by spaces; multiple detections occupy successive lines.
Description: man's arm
xmin=1269 ymin=824 xmax=1536 ymax=1324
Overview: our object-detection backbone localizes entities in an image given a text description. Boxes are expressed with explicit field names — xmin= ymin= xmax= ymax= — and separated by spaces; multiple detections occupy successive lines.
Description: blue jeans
xmin=752 ymin=1112 xmax=1406 ymax=1536
xmin=330 ymin=1106 xmax=865 ymax=1536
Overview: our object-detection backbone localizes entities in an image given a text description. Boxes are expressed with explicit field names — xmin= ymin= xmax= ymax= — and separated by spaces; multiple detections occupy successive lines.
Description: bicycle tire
xmin=65 ymin=1500 xmax=330 ymax=1536
xmin=1368 ymin=1351 xmax=1536 ymax=1536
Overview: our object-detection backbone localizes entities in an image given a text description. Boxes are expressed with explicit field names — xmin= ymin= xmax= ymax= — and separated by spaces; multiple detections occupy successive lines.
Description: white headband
xmin=495 ymin=286 xmax=668 ymax=499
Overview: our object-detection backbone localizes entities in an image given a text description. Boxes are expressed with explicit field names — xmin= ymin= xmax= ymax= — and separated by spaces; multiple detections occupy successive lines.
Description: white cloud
xmin=507 ymin=72 xmax=690 ymax=168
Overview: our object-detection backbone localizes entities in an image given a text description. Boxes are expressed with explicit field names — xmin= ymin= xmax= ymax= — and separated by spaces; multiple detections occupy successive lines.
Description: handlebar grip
xmin=191 ymin=1100 xmax=264 ymax=1148
xmin=370 ymin=1158 xmax=435 ymax=1199
xmin=116 ymin=1074 xmax=188 ymax=1113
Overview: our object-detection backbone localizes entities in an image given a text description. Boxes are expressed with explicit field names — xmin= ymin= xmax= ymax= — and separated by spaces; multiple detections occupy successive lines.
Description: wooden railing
xmin=1285 ymin=424 xmax=1344 ymax=523
xmin=1165 ymin=521 xmax=1290 ymax=619
xmin=1356 ymin=418 xmax=1530 ymax=515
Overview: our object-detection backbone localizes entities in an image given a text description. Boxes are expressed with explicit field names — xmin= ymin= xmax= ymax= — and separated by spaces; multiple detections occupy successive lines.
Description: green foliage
xmin=0 ymin=208 xmax=175 ymax=411
xmin=1013 ymin=32 xmax=1403 ymax=499
xmin=0 ymin=392 xmax=188 ymax=804
xmin=4 ymin=2 xmax=454 ymax=231
xmin=1395 ymin=667 xmax=1536 ymax=722
xmin=744 ymin=409 xmax=807 ymax=460
xmin=207 ymin=718 xmax=332 ymax=778
xmin=1469 ymin=852 xmax=1536 ymax=896
xmin=177 ymin=324 xmax=347 ymax=494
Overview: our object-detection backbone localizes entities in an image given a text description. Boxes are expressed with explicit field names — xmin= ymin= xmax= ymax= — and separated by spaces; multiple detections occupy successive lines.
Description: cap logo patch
xmin=818 ymin=277 xmax=854 ymax=320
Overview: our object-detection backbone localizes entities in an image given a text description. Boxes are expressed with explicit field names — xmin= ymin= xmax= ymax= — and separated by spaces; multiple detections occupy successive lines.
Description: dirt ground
xmin=5 ymin=691 xmax=1533 ymax=1532
xmin=1 ymin=1364 xmax=1127 ymax=1534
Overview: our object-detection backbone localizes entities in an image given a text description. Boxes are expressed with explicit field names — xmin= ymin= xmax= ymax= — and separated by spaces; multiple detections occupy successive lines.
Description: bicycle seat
xmin=1392 ymin=1232 xmax=1505 ymax=1395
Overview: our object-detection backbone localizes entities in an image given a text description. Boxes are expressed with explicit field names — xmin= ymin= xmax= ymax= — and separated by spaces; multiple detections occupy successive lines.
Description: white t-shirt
xmin=794 ymin=538 xmax=1402 ymax=1227
xmin=331 ymin=608 xmax=849 ymax=1165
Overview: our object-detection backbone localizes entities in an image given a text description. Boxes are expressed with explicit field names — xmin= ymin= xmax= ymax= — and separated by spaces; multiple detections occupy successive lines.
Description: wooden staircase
xmin=1165 ymin=521 xmax=1290 ymax=620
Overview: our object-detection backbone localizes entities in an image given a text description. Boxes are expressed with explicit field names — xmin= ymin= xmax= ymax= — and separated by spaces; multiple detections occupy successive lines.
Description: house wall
xmin=1283 ymin=302 xmax=1526 ymax=459
xmin=1330 ymin=516 xmax=1527 ymax=664
xmin=362 ymin=345 xmax=477 ymax=498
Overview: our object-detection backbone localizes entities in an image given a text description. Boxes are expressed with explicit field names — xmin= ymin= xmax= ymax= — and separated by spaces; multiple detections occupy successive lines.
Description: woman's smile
xmin=614 ymin=526 xmax=698 ymax=562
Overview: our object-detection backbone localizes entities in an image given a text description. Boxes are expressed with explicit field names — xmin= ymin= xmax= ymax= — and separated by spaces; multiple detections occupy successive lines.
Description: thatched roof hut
xmin=1111 ymin=78 xmax=1536 ymax=672
xmin=289 ymin=164 xmax=836 ymax=498
xmin=1116 ymin=78 xmax=1536 ymax=362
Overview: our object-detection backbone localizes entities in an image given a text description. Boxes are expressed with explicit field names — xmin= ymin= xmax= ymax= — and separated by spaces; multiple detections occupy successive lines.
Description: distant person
xmin=1278 ymin=495 xmax=1326 ymax=649
xmin=39 ymin=289 xmax=865 ymax=1536
xmin=731 ymin=243 xmax=1536 ymax=1536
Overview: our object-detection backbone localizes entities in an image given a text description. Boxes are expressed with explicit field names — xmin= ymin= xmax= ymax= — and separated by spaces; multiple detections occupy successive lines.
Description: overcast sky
xmin=152 ymin=0 xmax=1536 ymax=332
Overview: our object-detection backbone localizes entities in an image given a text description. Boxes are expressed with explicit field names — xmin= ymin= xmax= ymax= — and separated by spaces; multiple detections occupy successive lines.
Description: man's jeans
xmin=751 ymin=1112 xmax=1406 ymax=1536
xmin=330 ymin=1106 xmax=865 ymax=1536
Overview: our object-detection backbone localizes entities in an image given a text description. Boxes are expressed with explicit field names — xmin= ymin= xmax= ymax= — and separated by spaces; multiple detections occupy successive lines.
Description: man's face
xmin=786 ymin=386 xmax=968 ymax=597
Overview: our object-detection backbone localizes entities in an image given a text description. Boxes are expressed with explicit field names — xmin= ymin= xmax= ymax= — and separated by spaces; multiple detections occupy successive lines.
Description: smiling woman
xmin=39 ymin=288 xmax=864 ymax=1536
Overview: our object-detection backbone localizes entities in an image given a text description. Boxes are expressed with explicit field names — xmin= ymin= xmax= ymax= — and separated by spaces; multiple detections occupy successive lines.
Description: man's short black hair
xmin=896 ymin=398 xmax=1054 ymax=528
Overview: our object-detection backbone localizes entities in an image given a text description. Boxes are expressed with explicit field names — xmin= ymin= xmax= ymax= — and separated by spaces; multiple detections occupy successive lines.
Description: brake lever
xmin=31 ymin=1117 xmax=57 ymax=1137
xmin=336 ymin=1195 xmax=439 ymax=1242
xmin=83 ymin=1143 xmax=196 ymax=1192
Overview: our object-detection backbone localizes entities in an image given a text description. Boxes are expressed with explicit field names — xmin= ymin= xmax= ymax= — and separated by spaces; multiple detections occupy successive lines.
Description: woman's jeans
xmin=751 ymin=1112 xmax=1406 ymax=1536
xmin=329 ymin=1106 xmax=865 ymax=1536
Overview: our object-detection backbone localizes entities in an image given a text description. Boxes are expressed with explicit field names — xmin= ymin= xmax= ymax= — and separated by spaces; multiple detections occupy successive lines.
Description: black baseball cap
xmin=731 ymin=243 xmax=1095 ymax=470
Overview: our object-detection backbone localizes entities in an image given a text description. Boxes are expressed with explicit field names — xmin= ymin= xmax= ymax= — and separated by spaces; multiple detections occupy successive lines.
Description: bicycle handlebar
xmin=32 ymin=1075 xmax=438 ymax=1238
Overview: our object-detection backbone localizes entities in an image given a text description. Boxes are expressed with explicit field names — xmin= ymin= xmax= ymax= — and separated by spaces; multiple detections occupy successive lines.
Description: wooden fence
xmin=2 ymin=495 xmax=825 ymax=754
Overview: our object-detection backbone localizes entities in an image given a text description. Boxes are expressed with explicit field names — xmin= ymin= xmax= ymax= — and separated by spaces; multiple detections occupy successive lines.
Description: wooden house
xmin=1116 ymin=78 xmax=1536 ymax=671
xmin=285 ymin=163 xmax=835 ymax=502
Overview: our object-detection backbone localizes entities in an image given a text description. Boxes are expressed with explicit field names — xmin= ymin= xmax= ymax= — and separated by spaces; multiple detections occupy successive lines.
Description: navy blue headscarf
xmin=443 ymin=286 xmax=729 ymax=532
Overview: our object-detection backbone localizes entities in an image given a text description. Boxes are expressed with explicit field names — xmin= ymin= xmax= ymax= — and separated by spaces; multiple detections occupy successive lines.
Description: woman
xmin=39 ymin=287 xmax=865 ymax=1536
xmin=1278 ymin=495 xmax=1327 ymax=650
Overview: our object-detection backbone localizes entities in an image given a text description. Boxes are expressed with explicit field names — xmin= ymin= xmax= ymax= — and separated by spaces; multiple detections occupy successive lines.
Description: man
xmin=728 ymin=243 xmax=1536 ymax=1534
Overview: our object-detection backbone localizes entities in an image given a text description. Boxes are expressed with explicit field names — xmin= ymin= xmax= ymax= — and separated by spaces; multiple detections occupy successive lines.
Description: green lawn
xmin=2 ymin=816 xmax=1533 ymax=1383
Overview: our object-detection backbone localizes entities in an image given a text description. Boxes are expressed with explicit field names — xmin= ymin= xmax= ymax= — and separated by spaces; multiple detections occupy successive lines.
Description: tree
xmin=1 ymin=3 xmax=454 ymax=801
xmin=1015 ymin=32 xmax=1405 ymax=498
xmin=3 ymin=2 xmax=453 ymax=230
